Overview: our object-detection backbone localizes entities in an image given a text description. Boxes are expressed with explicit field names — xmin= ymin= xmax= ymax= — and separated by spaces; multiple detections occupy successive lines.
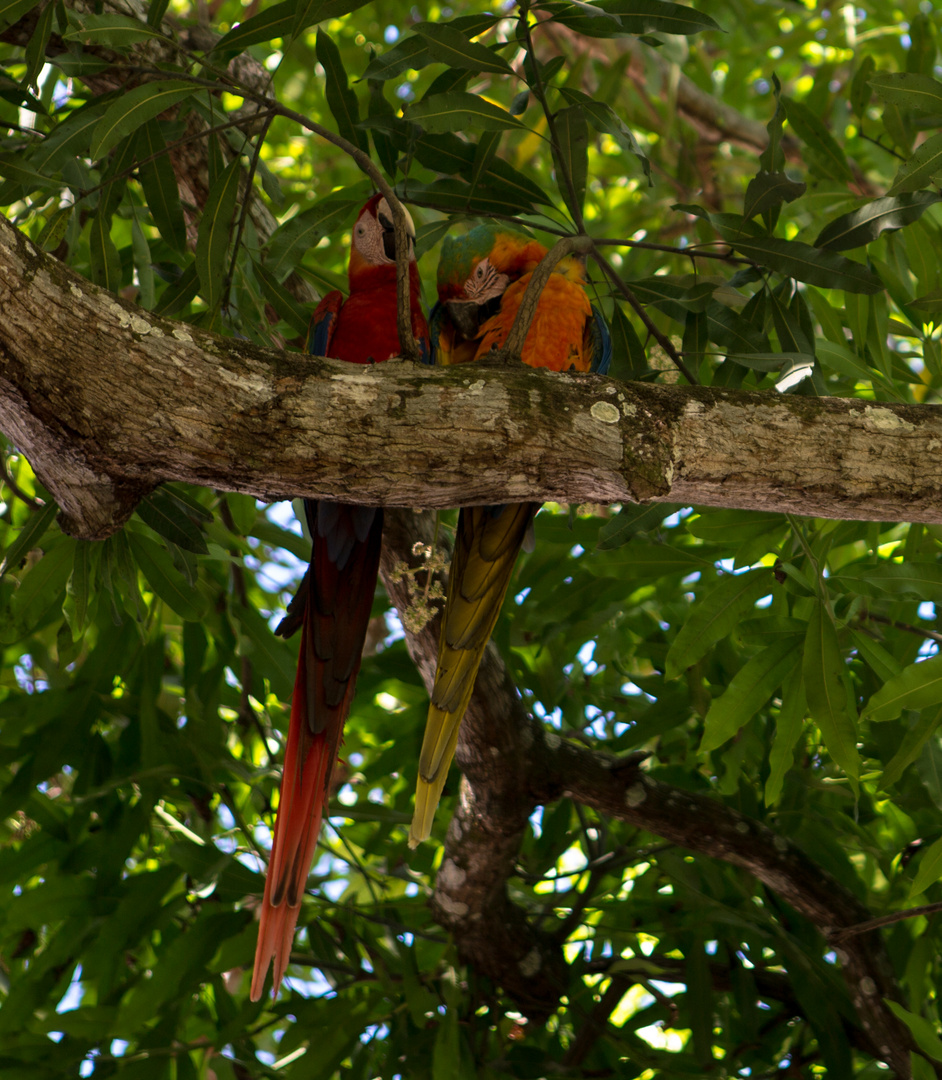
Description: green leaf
xmin=836 ymin=561 xmax=942 ymax=603
xmin=316 ymin=30 xmax=368 ymax=154
xmin=909 ymin=833 xmax=942 ymax=897
xmin=254 ymin=260 xmax=311 ymax=337
xmin=137 ymin=120 xmax=186 ymax=253
xmin=596 ymin=503 xmax=681 ymax=550
xmin=10 ymin=539 xmax=74 ymax=631
xmin=607 ymin=301 xmax=649 ymax=381
xmin=862 ymin=653 xmax=942 ymax=725
xmin=212 ymin=0 xmax=306 ymax=53
xmin=127 ymin=532 xmax=208 ymax=621
xmin=783 ymin=96 xmax=853 ymax=183
xmin=225 ymin=493 xmax=257 ymax=536
xmin=870 ymin=72 xmax=942 ymax=114
xmin=0 ymin=0 xmax=38 ymax=32
xmin=765 ymin=667 xmax=805 ymax=806
xmin=22 ymin=0 xmax=54 ymax=94
xmin=759 ymin=74 xmax=786 ymax=174
xmin=850 ymin=56 xmax=876 ymax=117
xmin=881 ymin=708 xmax=942 ymax=789
xmin=886 ymin=1000 xmax=942 ymax=1062
xmin=65 ymin=540 xmax=93 ymax=635
xmin=266 ymin=195 xmax=361 ymax=281
xmin=553 ymin=105 xmax=589 ymax=219
xmin=888 ymin=133 xmax=942 ymax=195
xmin=136 ymin=490 xmax=209 ymax=555
xmin=62 ymin=11 xmax=167 ymax=46
xmin=803 ymin=601 xmax=860 ymax=780
xmin=714 ymin=230 xmax=883 ymax=294
xmin=550 ymin=0 xmax=721 ymax=37
xmin=195 ymin=157 xmax=241 ymax=311
xmin=91 ymin=81 xmax=198 ymax=160
xmin=815 ymin=193 xmax=941 ymax=250
xmin=414 ymin=22 xmax=513 ymax=75
xmin=700 ymin=635 xmax=803 ymax=753
xmin=666 ymin=568 xmax=774 ymax=678
xmin=0 ymin=500 xmax=58 ymax=579
xmin=405 ymin=92 xmax=526 ymax=133
xmin=360 ymin=35 xmax=431 ymax=80
xmin=743 ymin=172 xmax=806 ymax=221
xmin=413 ymin=132 xmax=551 ymax=208
xmin=89 ymin=210 xmax=121 ymax=292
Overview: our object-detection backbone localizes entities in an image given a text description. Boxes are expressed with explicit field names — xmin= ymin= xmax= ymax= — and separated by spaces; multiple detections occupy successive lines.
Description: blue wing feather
xmin=587 ymin=305 xmax=613 ymax=375
xmin=308 ymin=291 xmax=343 ymax=357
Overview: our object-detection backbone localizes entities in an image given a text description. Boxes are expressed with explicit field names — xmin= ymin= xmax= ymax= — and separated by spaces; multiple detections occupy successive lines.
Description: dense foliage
xmin=4 ymin=0 xmax=942 ymax=1075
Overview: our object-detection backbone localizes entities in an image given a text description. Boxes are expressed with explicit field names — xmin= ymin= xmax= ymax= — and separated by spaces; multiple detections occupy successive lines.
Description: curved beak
xmin=445 ymin=299 xmax=484 ymax=339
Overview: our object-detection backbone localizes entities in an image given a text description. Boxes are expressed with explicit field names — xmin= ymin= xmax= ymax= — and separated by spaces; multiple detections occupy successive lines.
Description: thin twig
xmin=829 ymin=900 xmax=942 ymax=941
xmin=0 ymin=457 xmax=42 ymax=508
xmin=860 ymin=610 xmax=942 ymax=646
xmin=591 ymin=245 xmax=699 ymax=384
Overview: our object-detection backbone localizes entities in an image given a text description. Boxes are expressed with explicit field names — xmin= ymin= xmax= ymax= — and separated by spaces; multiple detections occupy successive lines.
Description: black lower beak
xmin=446 ymin=299 xmax=485 ymax=339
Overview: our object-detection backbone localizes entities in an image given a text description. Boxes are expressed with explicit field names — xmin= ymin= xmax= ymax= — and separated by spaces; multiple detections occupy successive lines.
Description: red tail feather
xmin=250 ymin=503 xmax=383 ymax=1001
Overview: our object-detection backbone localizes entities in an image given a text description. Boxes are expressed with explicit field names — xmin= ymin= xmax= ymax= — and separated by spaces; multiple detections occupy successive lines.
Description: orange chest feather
xmin=475 ymin=273 xmax=593 ymax=372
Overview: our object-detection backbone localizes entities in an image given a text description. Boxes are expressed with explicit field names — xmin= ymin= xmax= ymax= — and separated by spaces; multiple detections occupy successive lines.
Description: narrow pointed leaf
xmin=91 ymin=81 xmax=198 ymax=160
xmin=666 ymin=568 xmax=773 ymax=678
xmin=195 ymin=157 xmax=241 ymax=310
xmin=414 ymin=23 xmax=513 ymax=75
xmin=136 ymin=490 xmax=209 ymax=555
xmin=62 ymin=12 xmax=167 ymax=46
xmin=316 ymin=30 xmax=368 ymax=153
xmin=715 ymin=230 xmax=883 ymax=294
xmin=0 ymin=0 xmax=38 ymax=32
xmin=815 ymin=193 xmax=941 ymax=250
xmin=212 ymin=0 xmax=306 ymax=53
xmin=700 ymin=635 xmax=803 ymax=753
xmin=803 ymin=601 xmax=860 ymax=779
xmin=0 ymin=500 xmax=58 ymax=579
xmin=870 ymin=72 xmax=942 ymax=113
xmin=137 ymin=119 xmax=186 ymax=253
xmin=888 ymin=133 xmax=942 ymax=195
xmin=553 ymin=105 xmax=589 ymax=218
xmin=885 ymin=1000 xmax=942 ymax=1062
xmin=765 ymin=668 xmax=805 ymax=806
xmin=127 ymin=532 xmax=208 ymax=621
xmin=783 ymin=96 xmax=852 ymax=182
xmin=862 ymin=652 xmax=942 ymax=724
xmin=743 ymin=172 xmax=805 ymax=221
xmin=405 ymin=92 xmax=526 ymax=133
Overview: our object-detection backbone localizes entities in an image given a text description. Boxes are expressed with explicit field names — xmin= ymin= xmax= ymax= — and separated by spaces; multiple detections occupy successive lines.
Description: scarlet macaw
xmin=410 ymin=225 xmax=611 ymax=847
xmin=251 ymin=194 xmax=430 ymax=1000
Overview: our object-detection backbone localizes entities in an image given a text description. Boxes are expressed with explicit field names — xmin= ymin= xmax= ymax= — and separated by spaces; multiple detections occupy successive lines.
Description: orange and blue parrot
xmin=409 ymin=225 xmax=611 ymax=847
xmin=252 ymin=194 xmax=430 ymax=1000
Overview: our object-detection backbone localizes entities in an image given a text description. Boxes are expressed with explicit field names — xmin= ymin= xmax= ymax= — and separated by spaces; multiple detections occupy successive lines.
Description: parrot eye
xmin=356 ymin=223 xmax=366 ymax=236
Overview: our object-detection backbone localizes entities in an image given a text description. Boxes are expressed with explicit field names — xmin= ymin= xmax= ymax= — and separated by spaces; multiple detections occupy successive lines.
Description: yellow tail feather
xmin=410 ymin=503 xmax=537 ymax=845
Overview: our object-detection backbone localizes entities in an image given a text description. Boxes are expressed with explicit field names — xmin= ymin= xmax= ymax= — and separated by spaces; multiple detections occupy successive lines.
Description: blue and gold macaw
xmin=410 ymin=224 xmax=611 ymax=846
xmin=252 ymin=195 xmax=430 ymax=1000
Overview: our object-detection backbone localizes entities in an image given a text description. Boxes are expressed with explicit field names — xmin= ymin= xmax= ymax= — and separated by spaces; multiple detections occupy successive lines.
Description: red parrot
xmin=251 ymin=194 xmax=430 ymax=1000
xmin=410 ymin=225 xmax=611 ymax=847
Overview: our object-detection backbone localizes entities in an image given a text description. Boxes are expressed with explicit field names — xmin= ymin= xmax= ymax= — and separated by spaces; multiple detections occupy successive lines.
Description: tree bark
xmin=2 ymin=214 xmax=942 ymax=539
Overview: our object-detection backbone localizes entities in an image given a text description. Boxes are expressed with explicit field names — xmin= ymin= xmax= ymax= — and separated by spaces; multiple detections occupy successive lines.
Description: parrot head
xmin=436 ymin=224 xmax=548 ymax=340
xmin=349 ymin=194 xmax=417 ymax=276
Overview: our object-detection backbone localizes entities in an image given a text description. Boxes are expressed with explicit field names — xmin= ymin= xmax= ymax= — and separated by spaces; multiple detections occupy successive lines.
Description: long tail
xmin=409 ymin=503 xmax=538 ymax=847
xmin=251 ymin=501 xmax=383 ymax=1000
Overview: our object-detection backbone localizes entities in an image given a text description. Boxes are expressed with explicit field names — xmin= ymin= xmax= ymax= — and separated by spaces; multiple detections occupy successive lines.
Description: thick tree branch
xmin=4 ymin=215 xmax=942 ymax=540
xmin=379 ymin=509 xmax=918 ymax=1077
